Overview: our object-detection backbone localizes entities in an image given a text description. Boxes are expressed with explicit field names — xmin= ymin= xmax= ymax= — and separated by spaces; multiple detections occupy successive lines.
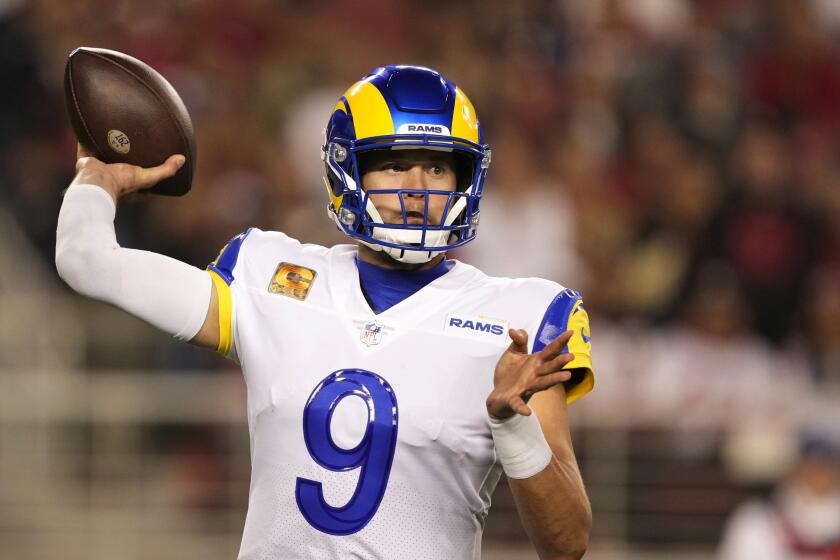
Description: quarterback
xmin=56 ymin=65 xmax=594 ymax=559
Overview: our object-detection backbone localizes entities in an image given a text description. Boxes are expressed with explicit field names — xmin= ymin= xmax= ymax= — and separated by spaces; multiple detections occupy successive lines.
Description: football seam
xmin=82 ymin=49 xmax=193 ymax=183
xmin=67 ymin=59 xmax=106 ymax=158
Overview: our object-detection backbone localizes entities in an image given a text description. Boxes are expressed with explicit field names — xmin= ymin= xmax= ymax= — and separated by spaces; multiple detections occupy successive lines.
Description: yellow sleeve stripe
xmin=564 ymin=299 xmax=594 ymax=404
xmin=207 ymin=269 xmax=233 ymax=357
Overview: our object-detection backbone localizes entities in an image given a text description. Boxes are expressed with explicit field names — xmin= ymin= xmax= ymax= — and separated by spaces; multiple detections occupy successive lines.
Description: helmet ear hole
xmin=355 ymin=149 xmax=382 ymax=180
xmin=454 ymin=152 xmax=475 ymax=192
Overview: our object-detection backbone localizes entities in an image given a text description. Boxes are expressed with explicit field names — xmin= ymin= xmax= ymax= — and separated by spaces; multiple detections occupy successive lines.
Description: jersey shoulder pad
xmin=207 ymin=228 xmax=256 ymax=285
xmin=512 ymin=276 xmax=564 ymax=299
xmin=207 ymin=229 xmax=317 ymax=285
xmin=467 ymin=268 xmax=563 ymax=303
xmin=242 ymin=230 xmax=331 ymax=261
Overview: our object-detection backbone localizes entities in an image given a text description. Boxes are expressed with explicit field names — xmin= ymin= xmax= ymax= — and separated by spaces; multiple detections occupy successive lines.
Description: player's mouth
xmin=380 ymin=210 xmax=440 ymax=226
xmin=404 ymin=211 xmax=426 ymax=225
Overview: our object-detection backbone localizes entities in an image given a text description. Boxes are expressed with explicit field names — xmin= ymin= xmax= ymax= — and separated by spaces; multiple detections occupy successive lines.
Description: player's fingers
xmin=509 ymin=395 xmax=531 ymax=416
xmin=76 ymin=143 xmax=94 ymax=160
xmin=506 ymin=328 xmax=529 ymax=354
xmin=75 ymin=144 xmax=102 ymax=173
xmin=539 ymin=329 xmax=573 ymax=361
xmin=135 ymin=154 xmax=185 ymax=188
xmin=75 ymin=157 xmax=91 ymax=173
xmin=537 ymin=352 xmax=575 ymax=375
xmin=530 ymin=370 xmax=572 ymax=392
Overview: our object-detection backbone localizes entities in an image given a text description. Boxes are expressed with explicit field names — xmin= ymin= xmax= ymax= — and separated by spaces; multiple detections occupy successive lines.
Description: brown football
xmin=64 ymin=47 xmax=196 ymax=196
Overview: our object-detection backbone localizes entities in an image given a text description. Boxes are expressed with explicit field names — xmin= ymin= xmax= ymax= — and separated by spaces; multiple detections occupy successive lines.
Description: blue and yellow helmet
xmin=322 ymin=65 xmax=491 ymax=263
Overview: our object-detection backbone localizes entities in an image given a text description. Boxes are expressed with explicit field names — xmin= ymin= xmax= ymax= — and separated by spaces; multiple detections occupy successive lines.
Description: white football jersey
xmin=205 ymin=228 xmax=594 ymax=560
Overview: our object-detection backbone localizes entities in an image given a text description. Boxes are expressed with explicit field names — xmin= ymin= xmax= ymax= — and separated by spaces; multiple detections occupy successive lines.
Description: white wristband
xmin=489 ymin=410 xmax=553 ymax=479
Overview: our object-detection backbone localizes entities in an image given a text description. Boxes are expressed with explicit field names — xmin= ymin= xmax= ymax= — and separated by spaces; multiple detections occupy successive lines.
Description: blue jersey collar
xmin=355 ymin=255 xmax=454 ymax=314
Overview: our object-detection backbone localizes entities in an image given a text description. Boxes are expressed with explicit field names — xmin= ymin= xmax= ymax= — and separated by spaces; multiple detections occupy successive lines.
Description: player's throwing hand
xmin=73 ymin=143 xmax=185 ymax=204
xmin=486 ymin=329 xmax=575 ymax=420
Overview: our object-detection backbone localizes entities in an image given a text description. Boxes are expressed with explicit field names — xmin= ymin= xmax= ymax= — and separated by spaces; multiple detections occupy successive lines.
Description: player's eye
xmin=428 ymin=163 xmax=452 ymax=177
xmin=384 ymin=162 xmax=406 ymax=172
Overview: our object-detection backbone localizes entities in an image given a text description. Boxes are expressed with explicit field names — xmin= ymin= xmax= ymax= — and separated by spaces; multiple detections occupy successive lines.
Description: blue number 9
xmin=295 ymin=369 xmax=399 ymax=535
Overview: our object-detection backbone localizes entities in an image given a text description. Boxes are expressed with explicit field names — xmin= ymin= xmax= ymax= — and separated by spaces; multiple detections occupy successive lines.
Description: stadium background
xmin=2 ymin=0 xmax=840 ymax=558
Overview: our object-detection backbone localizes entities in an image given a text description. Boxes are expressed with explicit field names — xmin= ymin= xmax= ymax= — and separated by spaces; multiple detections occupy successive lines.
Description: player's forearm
xmin=508 ymin=450 xmax=592 ymax=560
xmin=495 ymin=385 xmax=591 ymax=559
xmin=55 ymin=183 xmax=121 ymax=297
xmin=55 ymin=182 xmax=211 ymax=341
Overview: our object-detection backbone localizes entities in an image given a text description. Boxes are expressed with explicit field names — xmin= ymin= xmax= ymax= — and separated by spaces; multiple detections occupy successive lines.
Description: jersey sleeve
xmin=206 ymin=228 xmax=254 ymax=362
xmin=532 ymin=288 xmax=594 ymax=404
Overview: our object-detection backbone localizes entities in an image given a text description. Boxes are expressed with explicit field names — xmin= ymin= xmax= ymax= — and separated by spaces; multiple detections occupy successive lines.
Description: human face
xmin=360 ymin=149 xmax=457 ymax=226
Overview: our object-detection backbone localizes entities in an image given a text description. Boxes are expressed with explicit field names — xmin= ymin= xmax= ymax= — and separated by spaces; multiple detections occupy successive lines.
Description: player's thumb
xmin=137 ymin=154 xmax=185 ymax=188
xmin=506 ymin=328 xmax=529 ymax=353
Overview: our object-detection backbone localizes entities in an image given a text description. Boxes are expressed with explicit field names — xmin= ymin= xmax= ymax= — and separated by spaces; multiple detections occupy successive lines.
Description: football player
xmin=56 ymin=65 xmax=594 ymax=559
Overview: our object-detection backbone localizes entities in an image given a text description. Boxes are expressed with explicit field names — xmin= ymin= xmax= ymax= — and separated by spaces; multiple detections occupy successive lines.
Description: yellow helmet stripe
xmin=451 ymin=87 xmax=479 ymax=143
xmin=323 ymin=176 xmax=343 ymax=210
xmin=344 ymin=80 xmax=394 ymax=139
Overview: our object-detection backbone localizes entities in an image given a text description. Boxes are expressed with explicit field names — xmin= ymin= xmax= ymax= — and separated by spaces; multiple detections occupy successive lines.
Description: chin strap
xmin=357 ymin=237 xmax=440 ymax=264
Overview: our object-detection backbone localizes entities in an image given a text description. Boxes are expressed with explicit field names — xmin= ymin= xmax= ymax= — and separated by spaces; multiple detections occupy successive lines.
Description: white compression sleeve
xmin=55 ymin=183 xmax=212 ymax=341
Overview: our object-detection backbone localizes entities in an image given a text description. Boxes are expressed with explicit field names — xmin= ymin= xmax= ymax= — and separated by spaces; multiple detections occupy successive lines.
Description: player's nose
xmin=402 ymin=165 xmax=428 ymax=194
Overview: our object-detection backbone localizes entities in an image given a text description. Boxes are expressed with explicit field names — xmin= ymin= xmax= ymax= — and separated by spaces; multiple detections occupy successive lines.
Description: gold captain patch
xmin=268 ymin=262 xmax=317 ymax=300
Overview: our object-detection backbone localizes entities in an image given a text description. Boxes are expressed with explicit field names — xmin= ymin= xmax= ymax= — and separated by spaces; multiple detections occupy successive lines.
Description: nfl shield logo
xmin=360 ymin=321 xmax=383 ymax=346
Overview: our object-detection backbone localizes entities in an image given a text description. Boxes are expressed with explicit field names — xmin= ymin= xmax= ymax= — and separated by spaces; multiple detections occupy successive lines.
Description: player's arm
xmin=486 ymin=329 xmax=591 ymax=560
xmin=511 ymin=381 xmax=592 ymax=560
xmin=189 ymin=279 xmax=220 ymax=349
xmin=55 ymin=145 xmax=220 ymax=351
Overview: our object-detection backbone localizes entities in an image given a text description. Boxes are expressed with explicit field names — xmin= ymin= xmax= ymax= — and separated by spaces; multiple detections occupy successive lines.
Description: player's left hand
xmin=486 ymin=329 xmax=575 ymax=420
